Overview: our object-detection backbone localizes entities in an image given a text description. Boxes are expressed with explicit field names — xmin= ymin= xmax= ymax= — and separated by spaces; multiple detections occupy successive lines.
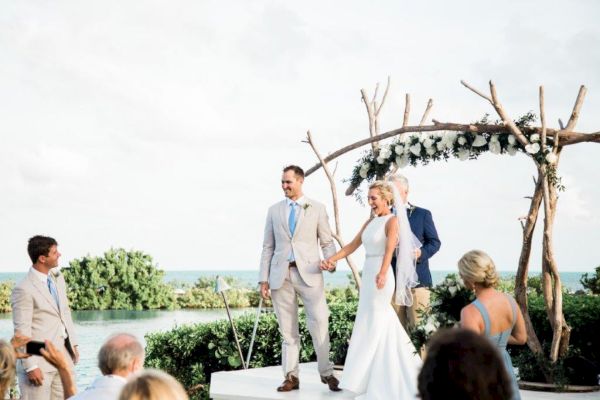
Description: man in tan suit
xmin=12 ymin=235 xmax=79 ymax=400
xmin=259 ymin=165 xmax=339 ymax=392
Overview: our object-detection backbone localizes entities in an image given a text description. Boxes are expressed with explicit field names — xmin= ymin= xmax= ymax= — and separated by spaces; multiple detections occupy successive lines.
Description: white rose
xmin=395 ymin=155 xmax=409 ymax=168
xmin=448 ymin=286 xmax=457 ymax=296
xmin=472 ymin=134 xmax=487 ymax=147
xmin=458 ymin=149 xmax=470 ymax=160
xmin=394 ymin=145 xmax=404 ymax=154
xmin=489 ymin=141 xmax=501 ymax=154
xmin=457 ymin=136 xmax=467 ymax=145
xmin=445 ymin=132 xmax=457 ymax=144
xmin=410 ymin=143 xmax=422 ymax=156
xmin=399 ymin=134 xmax=410 ymax=144
xmin=507 ymin=135 xmax=516 ymax=145
xmin=525 ymin=143 xmax=541 ymax=154
xmin=506 ymin=145 xmax=518 ymax=156
xmin=362 ymin=162 xmax=370 ymax=171
xmin=376 ymin=156 xmax=385 ymax=164
xmin=490 ymin=134 xmax=500 ymax=143
xmin=436 ymin=141 xmax=446 ymax=151
xmin=545 ymin=152 xmax=558 ymax=164
xmin=426 ymin=146 xmax=436 ymax=156
xmin=530 ymin=134 xmax=540 ymax=142
xmin=379 ymin=147 xmax=392 ymax=159
xmin=359 ymin=169 xmax=368 ymax=179
xmin=423 ymin=138 xmax=435 ymax=149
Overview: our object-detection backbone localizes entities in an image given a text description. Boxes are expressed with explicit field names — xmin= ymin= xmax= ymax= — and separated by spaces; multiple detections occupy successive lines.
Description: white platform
xmin=209 ymin=362 xmax=599 ymax=400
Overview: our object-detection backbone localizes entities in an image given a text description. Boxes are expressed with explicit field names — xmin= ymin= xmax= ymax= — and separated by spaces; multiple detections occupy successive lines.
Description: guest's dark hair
xmin=418 ymin=328 xmax=513 ymax=400
xmin=283 ymin=165 xmax=304 ymax=179
xmin=27 ymin=235 xmax=58 ymax=263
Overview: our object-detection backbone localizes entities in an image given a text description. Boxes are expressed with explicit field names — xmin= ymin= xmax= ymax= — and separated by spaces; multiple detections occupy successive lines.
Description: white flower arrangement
xmin=348 ymin=113 xmax=562 ymax=193
xmin=545 ymin=152 xmax=558 ymax=164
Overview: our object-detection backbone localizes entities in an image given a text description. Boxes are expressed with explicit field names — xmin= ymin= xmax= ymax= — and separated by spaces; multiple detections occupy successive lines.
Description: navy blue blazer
xmin=391 ymin=205 xmax=441 ymax=288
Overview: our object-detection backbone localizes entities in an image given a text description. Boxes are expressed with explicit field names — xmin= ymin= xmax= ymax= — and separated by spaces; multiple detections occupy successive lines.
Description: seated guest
xmin=458 ymin=250 xmax=527 ymax=400
xmin=418 ymin=328 xmax=513 ymax=400
xmin=0 ymin=340 xmax=17 ymax=398
xmin=119 ymin=369 xmax=188 ymax=400
xmin=70 ymin=333 xmax=145 ymax=400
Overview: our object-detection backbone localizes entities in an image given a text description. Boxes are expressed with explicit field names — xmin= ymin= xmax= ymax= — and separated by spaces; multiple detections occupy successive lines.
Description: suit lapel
xmin=28 ymin=270 xmax=60 ymax=315
xmin=279 ymin=200 xmax=291 ymax=238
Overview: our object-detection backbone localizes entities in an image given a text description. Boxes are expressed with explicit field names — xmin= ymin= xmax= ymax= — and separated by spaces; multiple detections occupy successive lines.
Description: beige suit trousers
xmin=270 ymin=267 xmax=333 ymax=378
xmin=394 ymin=287 xmax=431 ymax=330
xmin=17 ymin=370 xmax=64 ymax=400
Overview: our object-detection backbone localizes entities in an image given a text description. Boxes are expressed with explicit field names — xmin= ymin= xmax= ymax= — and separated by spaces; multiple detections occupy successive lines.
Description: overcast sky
xmin=1 ymin=0 xmax=598 ymax=273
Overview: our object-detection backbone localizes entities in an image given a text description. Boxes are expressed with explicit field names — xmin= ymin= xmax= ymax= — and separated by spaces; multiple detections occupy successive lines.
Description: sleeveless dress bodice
xmin=340 ymin=215 xmax=422 ymax=399
xmin=472 ymin=295 xmax=521 ymax=400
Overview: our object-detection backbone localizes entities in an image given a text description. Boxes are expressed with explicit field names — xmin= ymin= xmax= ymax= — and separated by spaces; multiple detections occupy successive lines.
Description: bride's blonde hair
xmin=368 ymin=181 xmax=394 ymax=206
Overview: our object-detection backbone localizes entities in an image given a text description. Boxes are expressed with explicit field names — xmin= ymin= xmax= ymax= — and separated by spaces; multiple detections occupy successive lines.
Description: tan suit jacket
xmin=259 ymin=197 xmax=336 ymax=289
xmin=12 ymin=268 xmax=78 ymax=373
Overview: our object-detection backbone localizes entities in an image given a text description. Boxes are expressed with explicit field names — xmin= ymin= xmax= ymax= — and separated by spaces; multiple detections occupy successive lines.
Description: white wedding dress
xmin=340 ymin=214 xmax=422 ymax=399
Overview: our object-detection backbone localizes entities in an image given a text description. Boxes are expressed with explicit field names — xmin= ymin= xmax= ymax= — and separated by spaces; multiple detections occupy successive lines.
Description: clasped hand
xmin=319 ymin=259 xmax=335 ymax=272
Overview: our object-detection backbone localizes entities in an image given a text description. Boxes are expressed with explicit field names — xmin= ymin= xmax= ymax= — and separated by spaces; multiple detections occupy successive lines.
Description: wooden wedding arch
xmin=303 ymin=78 xmax=600 ymax=370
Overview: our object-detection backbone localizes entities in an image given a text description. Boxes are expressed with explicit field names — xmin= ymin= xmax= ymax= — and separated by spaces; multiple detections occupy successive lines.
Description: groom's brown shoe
xmin=321 ymin=375 xmax=341 ymax=392
xmin=277 ymin=375 xmax=299 ymax=392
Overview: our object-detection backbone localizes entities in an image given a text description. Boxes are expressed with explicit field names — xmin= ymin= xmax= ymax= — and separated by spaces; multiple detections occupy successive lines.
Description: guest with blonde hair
xmin=458 ymin=250 xmax=526 ymax=400
xmin=118 ymin=369 xmax=188 ymax=400
xmin=0 ymin=340 xmax=16 ymax=397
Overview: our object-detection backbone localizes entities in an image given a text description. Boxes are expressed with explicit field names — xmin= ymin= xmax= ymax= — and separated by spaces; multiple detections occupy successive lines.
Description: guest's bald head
xmin=98 ymin=333 xmax=145 ymax=376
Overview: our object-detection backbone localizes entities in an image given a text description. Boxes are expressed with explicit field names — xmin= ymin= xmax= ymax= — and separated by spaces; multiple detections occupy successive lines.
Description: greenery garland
xmin=349 ymin=113 xmax=564 ymax=195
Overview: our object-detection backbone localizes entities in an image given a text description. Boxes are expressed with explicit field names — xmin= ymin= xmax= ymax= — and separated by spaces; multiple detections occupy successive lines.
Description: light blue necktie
xmin=288 ymin=202 xmax=297 ymax=235
xmin=47 ymin=276 xmax=60 ymax=310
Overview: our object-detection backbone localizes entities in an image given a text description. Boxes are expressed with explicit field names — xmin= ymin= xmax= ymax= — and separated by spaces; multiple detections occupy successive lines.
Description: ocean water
xmin=0 ymin=269 xmax=587 ymax=291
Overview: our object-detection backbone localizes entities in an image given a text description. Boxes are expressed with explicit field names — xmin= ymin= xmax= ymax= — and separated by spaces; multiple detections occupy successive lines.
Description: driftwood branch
xmin=403 ymin=93 xmax=410 ymax=127
xmin=460 ymin=80 xmax=492 ymax=103
xmin=305 ymin=131 xmax=361 ymax=288
xmin=419 ymin=99 xmax=434 ymax=126
xmin=565 ymin=85 xmax=587 ymax=132
xmin=376 ymin=76 xmax=391 ymax=116
xmin=515 ymin=172 xmax=544 ymax=356
xmin=540 ymin=86 xmax=547 ymax=148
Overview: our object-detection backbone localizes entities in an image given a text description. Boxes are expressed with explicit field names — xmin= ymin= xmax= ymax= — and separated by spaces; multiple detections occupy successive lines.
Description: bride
xmin=322 ymin=180 xmax=422 ymax=399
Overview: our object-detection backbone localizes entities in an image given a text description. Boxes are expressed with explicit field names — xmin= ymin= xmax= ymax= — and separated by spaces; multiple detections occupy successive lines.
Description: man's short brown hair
xmin=283 ymin=165 xmax=304 ymax=179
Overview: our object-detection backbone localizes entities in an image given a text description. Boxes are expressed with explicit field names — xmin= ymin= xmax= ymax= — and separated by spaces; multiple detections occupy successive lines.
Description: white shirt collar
xmin=286 ymin=196 xmax=305 ymax=206
xmin=30 ymin=266 xmax=49 ymax=284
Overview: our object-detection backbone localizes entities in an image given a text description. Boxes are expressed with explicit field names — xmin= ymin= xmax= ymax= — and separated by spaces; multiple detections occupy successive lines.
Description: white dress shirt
xmin=68 ymin=374 xmax=127 ymax=400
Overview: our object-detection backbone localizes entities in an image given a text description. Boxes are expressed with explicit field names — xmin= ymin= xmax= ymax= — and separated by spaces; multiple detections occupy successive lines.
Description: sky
xmin=1 ymin=0 xmax=598 ymax=273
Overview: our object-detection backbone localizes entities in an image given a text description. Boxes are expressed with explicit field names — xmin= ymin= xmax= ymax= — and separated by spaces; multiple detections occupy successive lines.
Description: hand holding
xmin=40 ymin=340 xmax=70 ymax=371
xmin=11 ymin=332 xmax=31 ymax=359
xmin=414 ymin=248 xmax=422 ymax=260
xmin=27 ymin=368 xmax=44 ymax=386
xmin=73 ymin=346 xmax=80 ymax=364
xmin=375 ymin=272 xmax=387 ymax=289
xmin=259 ymin=282 xmax=270 ymax=300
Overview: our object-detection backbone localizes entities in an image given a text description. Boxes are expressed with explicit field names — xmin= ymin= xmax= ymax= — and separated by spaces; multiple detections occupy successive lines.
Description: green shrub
xmin=145 ymin=301 xmax=357 ymax=399
xmin=0 ymin=281 xmax=13 ymax=313
xmin=63 ymin=248 xmax=175 ymax=310
xmin=580 ymin=266 xmax=600 ymax=294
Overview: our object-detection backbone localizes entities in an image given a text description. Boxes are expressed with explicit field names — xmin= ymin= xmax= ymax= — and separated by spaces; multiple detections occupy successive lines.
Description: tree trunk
xmin=514 ymin=171 xmax=544 ymax=355
xmin=540 ymin=159 xmax=571 ymax=363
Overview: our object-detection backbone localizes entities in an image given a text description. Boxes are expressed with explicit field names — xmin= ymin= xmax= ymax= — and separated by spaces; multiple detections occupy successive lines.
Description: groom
xmin=259 ymin=165 xmax=340 ymax=392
